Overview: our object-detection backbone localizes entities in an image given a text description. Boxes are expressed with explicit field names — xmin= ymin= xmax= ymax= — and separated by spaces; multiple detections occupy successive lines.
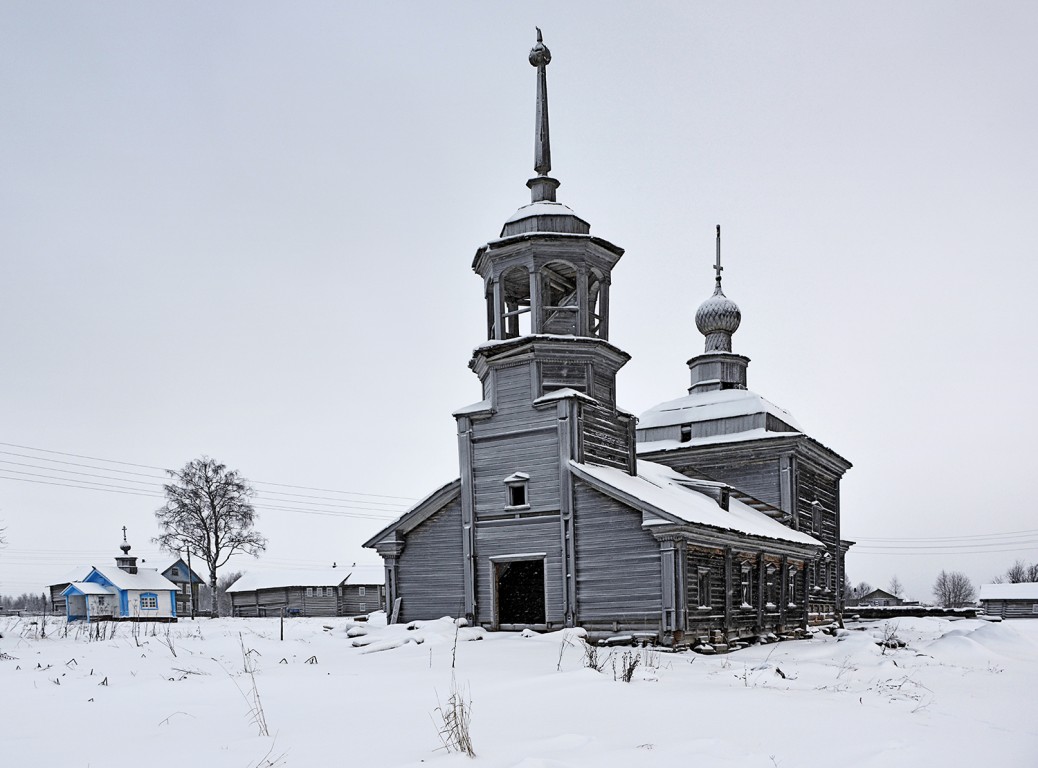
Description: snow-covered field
xmin=2 ymin=614 xmax=1036 ymax=767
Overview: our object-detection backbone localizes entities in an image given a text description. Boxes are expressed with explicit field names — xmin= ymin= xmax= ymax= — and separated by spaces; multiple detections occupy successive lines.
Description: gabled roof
xmin=979 ymin=582 xmax=1038 ymax=601
xmin=89 ymin=566 xmax=178 ymax=592
xmin=161 ymin=558 xmax=204 ymax=584
xmin=363 ymin=478 xmax=462 ymax=548
xmin=862 ymin=588 xmax=900 ymax=601
xmin=227 ymin=568 xmax=350 ymax=593
xmin=62 ymin=582 xmax=115 ymax=597
xmin=571 ymin=460 xmax=822 ymax=549
xmin=346 ymin=565 xmax=385 ymax=585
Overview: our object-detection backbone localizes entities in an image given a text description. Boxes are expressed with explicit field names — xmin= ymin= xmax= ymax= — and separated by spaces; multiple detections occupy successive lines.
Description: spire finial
xmin=122 ymin=525 xmax=127 ymax=543
xmin=713 ymin=224 xmax=723 ymax=291
xmin=529 ymin=28 xmax=552 ymax=177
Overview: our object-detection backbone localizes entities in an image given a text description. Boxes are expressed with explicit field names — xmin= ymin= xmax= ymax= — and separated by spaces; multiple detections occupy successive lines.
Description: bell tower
xmin=470 ymin=29 xmax=628 ymax=408
xmin=454 ymin=31 xmax=637 ymax=628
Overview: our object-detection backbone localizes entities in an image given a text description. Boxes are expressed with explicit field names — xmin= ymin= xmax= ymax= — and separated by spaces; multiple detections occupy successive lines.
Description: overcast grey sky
xmin=2 ymin=3 xmax=1036 ymax=602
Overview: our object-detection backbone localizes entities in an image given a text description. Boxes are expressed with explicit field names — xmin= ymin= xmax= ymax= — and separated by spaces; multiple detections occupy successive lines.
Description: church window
xmin=740 ymin=564 xmax=754 ymax=608
xmin=697 ymin=569 xmax=711 ymax=608
xmin=765 ymin=565 xmax=778 ymax=608
xmin=504 ymin=472 xmax=530 ymax=509
xmin=811 ymin=501 xmax=823 ymax=534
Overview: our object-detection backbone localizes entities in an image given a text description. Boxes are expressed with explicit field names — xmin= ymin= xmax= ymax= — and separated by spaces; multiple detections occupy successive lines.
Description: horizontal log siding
xmin=797 ymin=467 xmax=839 ymax=601
xmin=592 ymin=369 xmax=615 ymax=406
xmin=685 ymin=548 xmax=727 ymax=634
xmin=579 ymin=401 xmax=632 ymax=471
xmin=541 ymin=361 xmax=588 ymax=393
xmin=665 ymin=456 xmax=782 ymax=510
xmin=474 ymin=516 xmax=564 ymax=627
xmin=981 ymin=600 xmax=1038 ymax=619
xmin=572 ymin=479 xmax=661 ymax=632
xmin=295 ymin=587 xmax=339 ymax=617
xmin=472 ymin=423 xmax=561 ymax=516
xmin=340 ymin=584 xmax=385 ymax=616
xmin=492 ymin=364 xmax=532 ymax=414
xmin=396 ymin=498 xmax=466 ymax=623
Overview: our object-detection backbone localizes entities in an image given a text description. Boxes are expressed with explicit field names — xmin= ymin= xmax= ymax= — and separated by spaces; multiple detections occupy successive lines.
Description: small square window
xmin=306 ymin=587 xmax=313 ymax=597
xmin=140 ymin=594 xmax=158 ymax=610
xmin=508 ymin=484 xmax=526 ymax=507
xmin=504 ymin=472 xmax=530 ymax=508
xmin=359 ymin=602 xmax=367 ymax=612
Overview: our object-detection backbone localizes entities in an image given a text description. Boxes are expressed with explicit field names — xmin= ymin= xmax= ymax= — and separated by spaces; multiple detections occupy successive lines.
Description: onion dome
xmin=695 ymin=284 xmax=741 ymax=352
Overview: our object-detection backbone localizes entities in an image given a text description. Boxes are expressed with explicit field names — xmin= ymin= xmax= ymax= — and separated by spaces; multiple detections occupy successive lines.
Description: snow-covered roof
xmin=62 ymin=582 xmax=116 ymax=597
xmin=453 ymin=398 xmax=493 ymax=416
xmin=91 ymin=566 xmax=178 ymax=591
xmin=504 ymin=200 xmax=582 ymax=224
xmin=979 ymin=583 xmax=1038 ymax=601
xmin=227 ymin=569 xmax=350 ymax=593
xmin=638 ymin=388 xmax=801 ymax=432
xmin=571 ymin=460 xmax=822 ymax=548
xmin=347 ymin=565 xmax=385 ymax=585
xmin=48 ymin=566 xmax=92 ymax=588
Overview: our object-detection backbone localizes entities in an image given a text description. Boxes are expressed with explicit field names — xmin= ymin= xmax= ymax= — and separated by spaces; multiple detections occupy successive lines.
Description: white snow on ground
xmin=2 ymin=614 xmax=1037 ymax=767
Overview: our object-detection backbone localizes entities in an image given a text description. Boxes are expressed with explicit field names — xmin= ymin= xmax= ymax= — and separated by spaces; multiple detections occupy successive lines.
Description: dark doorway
xmin=495 ymin=559 xmax=545 ymax=626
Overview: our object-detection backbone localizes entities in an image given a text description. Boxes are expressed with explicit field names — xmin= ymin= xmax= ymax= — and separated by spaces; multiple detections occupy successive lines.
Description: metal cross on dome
xmin=714 ymin=225 xmax=724 ymax=287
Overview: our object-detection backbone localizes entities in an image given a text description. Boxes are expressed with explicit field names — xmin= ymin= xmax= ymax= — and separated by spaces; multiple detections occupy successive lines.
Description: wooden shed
xmin=227 ymin=566 xmax=386 ymax=618
xmin=979 ymin=583 xmax=1038 ymax=619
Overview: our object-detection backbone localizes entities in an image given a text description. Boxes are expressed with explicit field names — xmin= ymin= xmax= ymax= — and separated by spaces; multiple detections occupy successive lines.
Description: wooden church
xmin=365 ymin=33 xmax=852 ymax=649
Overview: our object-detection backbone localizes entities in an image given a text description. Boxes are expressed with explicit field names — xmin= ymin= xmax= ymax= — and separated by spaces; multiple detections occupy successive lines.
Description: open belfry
xmin=366 ymin=31 xmax=852 ymax=649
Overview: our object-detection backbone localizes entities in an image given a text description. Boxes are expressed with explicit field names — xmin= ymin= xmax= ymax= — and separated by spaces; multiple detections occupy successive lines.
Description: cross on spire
xmin=714 ymin=224 xmax=724 ymax=288
xmin=122 ymin=525 xmax=127 ymax=542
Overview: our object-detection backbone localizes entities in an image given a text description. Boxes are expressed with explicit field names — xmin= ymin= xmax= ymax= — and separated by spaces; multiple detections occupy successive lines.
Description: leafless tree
xmin=1004 ymin=560 xmax=1038 ymax=583
xmin=853 ymin=581 xmax=873 ymax=601
xmin=198 ymin=570 xmax=243 ymax=617
xmin=932 ymin=570 xmax=976 ymax=608
xmin=888 ymin=575 xmax=904 ymax=598
xmin=155 ymin=458 xmax=266 ymax=616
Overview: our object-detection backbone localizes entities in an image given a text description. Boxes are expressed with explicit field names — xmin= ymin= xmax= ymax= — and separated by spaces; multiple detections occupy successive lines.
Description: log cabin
xmin=364 ymin=32 xmax=852 ymax=650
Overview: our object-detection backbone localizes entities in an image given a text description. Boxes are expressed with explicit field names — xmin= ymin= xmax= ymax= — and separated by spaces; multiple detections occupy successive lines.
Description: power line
xmin=0 ymin=440 xmax=419 ymax=502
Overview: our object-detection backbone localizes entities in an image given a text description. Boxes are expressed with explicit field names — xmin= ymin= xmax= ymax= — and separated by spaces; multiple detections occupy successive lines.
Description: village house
xmin=160 ymin=557 xmax=204 ymax=618
xmin=856 ymin=588 xmax=903 ymax=607
xmin=979 ymin=583 xmax=1038 ymax=619
xmin=227 ymin=565 xmax=385 ymax=618
xmin=364 ymin=33 xmax=852 ymax=649
xmin=60 ymin=533 xmax=178 ymax=622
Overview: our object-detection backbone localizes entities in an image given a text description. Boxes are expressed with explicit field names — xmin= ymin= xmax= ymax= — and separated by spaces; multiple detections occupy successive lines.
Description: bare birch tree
xmin=154 ymin=458 xmax=266 ymax=616
xmin=888 ymin=575 xmax=904 ymax=598
xmin=932 ymin=570 xmax=976 ymax=608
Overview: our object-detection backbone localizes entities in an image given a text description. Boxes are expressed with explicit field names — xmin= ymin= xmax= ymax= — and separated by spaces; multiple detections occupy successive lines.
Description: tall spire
xmin=527 ymin=28 xmax=560 ymax=203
